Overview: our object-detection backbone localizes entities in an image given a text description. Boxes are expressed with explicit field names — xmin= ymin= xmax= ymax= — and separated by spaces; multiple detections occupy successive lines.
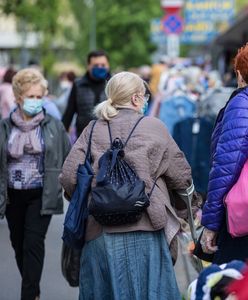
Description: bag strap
xmin=106 ymin=116 xmax=145 ymax=148
xmin=123 ymin=116 xmax=145 ymax=148
xmin=85 ymin=120 xmax=97 ymax=162
xmin=148 ymin=178 xmax=158 ymax=199
xmin=107 ymin=121 xmax=113 ymax=145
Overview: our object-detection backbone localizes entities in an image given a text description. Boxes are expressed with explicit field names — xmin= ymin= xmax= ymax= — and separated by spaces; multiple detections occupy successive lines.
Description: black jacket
xmin=62 ymin=73 xmax=107 ymax=137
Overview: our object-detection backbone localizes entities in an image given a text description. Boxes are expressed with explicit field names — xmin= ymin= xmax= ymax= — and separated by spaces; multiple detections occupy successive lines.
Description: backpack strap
xmin=148 ymin=178 xmax=158 ymax=199
xmin=123 ymin=116 xmax=145 ymax=147
xmin=85 ymin=120 xmax=97 ymax=162
xmin=107 ymin=121 xmax=113 ymax=145
xmin=106 ymin=116 xmax=145 ymax=148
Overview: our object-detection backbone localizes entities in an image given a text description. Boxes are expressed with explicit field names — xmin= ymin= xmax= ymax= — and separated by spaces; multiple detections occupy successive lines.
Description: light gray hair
xmin=94 ymin=71 xmax=145 ymax=120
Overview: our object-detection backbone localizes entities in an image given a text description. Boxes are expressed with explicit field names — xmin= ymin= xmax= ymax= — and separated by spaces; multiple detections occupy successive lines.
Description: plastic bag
xmin=61 ymin=242 xmax=81 ymax=287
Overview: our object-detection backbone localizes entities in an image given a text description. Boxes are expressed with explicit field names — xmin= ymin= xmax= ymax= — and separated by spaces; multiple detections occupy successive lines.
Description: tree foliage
xmin=0 ymin=0 xmax=67 ymax=73
xmin=70 ymin=0 xmax=162 ymax=69
xmin=1 ymin=0 xmax=246 ymax=71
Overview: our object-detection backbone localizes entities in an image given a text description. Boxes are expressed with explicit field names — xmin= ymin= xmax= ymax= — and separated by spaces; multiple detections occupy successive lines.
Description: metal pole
xmin=85 ymin=0 xmax=96 ymax=51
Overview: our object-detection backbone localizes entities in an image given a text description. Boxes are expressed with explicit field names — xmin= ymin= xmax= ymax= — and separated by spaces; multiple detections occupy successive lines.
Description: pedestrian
xmin=200 ymin=44 xmax=248 ymax=264
xmin=62 ymin=50 xmax=110 ymax=137
xmin=55 ymin=71 xmax=76 ymax=115
xmin=0 ymin=68 xmax=71 ymax=300
xmin=60 ymin=71 xmax=200 ymax=300
xmin=0 ymin=67 xmax=17 ymax=119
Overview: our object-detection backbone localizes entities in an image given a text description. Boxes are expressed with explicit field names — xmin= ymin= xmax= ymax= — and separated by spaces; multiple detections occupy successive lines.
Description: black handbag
xmin=89 ymin=117 xmax=156 ymax=226
xmin=61 ymin=242 xmax=80 ymax=287
xmin=62 ymin=120 xmax=97 ymax=249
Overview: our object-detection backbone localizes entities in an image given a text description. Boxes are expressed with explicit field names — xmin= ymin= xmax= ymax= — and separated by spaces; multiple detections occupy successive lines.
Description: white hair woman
xmin=60 ymin=71 xmax=200 ymax=300
xmin=0 ymin=68 xmax=71 ymax=300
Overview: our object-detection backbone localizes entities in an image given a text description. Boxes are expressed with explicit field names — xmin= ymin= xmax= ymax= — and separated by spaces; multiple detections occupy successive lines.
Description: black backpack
xmin=89 ymin=116 xmax=156 ymax=226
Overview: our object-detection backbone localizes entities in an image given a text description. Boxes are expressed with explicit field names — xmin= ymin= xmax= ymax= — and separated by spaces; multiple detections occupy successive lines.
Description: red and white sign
xmin=160 ymin=0 xmax=184 ymax=14
xmin=160 ymin=0 xmax=183 ymax=7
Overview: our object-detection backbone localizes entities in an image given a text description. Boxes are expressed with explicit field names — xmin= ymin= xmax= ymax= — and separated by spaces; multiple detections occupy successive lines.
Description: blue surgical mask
xmin=91 ymin=67 xmax=108 ymax=80
xmin=23 ymin=98 xmax=44 ymax=116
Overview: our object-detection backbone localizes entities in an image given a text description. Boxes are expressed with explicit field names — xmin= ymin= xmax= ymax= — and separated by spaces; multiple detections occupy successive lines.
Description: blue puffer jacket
xmin=201 ymin=87 xmax=248 ymax=231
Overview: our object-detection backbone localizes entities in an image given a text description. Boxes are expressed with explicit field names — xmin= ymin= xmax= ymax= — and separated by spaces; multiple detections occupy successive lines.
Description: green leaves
xmin=1 ymin=0 xmax=163 ymax=71
xmin=70 ymin=0 xmax=161 ymax=69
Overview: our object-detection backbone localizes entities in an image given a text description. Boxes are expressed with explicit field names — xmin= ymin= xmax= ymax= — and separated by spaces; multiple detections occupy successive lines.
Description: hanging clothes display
xmin=159 ymin=95 xmax=196 ymax=134
xmin=173 ymin=117 xmax=214 ymax=197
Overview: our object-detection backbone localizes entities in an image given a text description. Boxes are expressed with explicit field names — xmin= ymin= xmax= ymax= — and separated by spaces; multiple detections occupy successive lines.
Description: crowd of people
xmin=0 ymin=44 xmax=248 ymax=300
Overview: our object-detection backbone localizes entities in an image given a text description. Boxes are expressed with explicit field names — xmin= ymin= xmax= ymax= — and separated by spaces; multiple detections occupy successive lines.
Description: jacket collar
xmin=213 ymin=86 xmax=248 ymax=129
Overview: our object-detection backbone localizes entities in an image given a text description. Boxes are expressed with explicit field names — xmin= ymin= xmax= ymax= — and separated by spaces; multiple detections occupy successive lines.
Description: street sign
xmin=184 ymin=0 xmax=234 ymax=22
xmin=150 ymin=18 xmax=167 ymax=45
xmin=160 ymin=0 xmax=183 ymax=8
xmin=182 ymin=0 xmax=235 ymax=44
xmin=162 ymin=14 xmax=183 ymax=34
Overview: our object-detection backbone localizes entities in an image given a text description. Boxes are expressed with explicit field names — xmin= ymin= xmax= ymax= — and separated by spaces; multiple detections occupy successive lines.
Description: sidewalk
xmin=0 ymin=201 xmax=198 ymax=299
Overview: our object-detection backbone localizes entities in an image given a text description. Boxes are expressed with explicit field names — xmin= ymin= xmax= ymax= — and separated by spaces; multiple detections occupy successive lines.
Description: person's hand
xmin=200 ymin=228 xmax=218 ymax=254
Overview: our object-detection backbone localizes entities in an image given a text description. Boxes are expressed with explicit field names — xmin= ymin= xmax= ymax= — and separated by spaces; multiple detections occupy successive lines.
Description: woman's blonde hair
xmin=12 ymin=68 xmax=48 ymax=100
xmin=94 ymin=71 xmax=145 ymax=120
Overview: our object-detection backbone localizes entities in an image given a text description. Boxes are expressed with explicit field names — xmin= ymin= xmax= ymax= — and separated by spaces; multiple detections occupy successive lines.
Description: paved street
xmin=0 ymin=201 xmax=79 ymax=300
xmin=0 ymin=201 xmax=197 ymax=300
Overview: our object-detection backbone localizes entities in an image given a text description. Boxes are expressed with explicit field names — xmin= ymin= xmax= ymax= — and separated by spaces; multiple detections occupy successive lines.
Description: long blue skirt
xmin=79 ymin=230 xmax=181 ymax=300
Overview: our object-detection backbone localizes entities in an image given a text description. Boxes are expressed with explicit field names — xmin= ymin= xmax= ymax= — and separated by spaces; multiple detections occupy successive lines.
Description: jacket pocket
xmin=42 ymin=168 xmax=63 ymax=211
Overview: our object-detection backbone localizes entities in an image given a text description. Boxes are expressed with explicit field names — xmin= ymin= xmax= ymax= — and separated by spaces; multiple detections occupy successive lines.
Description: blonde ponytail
xmin=94 ymin=98 xmax=118 ymax=120
xmin=94 ymin=71 xmax=145 ymax=121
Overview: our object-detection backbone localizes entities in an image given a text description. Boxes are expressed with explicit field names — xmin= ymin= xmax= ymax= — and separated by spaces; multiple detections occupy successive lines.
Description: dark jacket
xmin=0 ymin=113 xmax=71 ymax=218
xmin=173 ymin=117 xmax=214 ymax=196
xmin=62 ymin=73 xmax=107 ymax=137
xmin=201 ymin=86 xmax=248 ymax=231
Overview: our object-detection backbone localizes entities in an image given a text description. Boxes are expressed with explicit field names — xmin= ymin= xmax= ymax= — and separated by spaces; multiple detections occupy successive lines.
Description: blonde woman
xmin=0 ymin=68 xmax=71 ymax=300
xmin=60 ymin=72 xmax=199 ymax=300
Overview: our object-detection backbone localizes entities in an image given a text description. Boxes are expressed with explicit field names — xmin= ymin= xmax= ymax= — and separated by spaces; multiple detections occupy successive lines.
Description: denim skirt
xmin=79 ymin=230 xmax=181 ymax=300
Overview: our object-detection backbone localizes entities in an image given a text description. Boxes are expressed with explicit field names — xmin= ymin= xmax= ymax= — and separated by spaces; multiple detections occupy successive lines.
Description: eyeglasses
xmin=143 ymin=94 xmax=150 ymax=102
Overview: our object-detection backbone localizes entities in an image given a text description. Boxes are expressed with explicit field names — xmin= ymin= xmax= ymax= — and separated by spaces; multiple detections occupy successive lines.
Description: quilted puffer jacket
xmin=201 ymin=86 xmax=248 ymax=231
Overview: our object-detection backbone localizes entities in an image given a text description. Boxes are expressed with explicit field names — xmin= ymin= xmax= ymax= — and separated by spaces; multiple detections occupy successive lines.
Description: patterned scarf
xmin=8 ymin=108 xmax=45 ymax=159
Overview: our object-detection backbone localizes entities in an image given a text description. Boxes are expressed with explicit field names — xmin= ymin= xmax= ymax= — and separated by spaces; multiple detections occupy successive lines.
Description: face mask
xmin=60 ymin=81 xmax=71 ymax=90
xmin=91 ymin=67 xmax=108 ymax=80
xmin=23 ymin=98 xmax=44 ymax=116
xmin=141 ymin=101 xmax=149 ymax=115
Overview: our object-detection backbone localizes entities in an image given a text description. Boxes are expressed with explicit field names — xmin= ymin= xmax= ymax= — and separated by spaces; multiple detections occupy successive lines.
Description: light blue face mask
xmin=141 ymin=101 xmax=149 ymax=115
xmin=23 ymin=98 xmax=44 ymax=116
xmin=140 ymin=94 xmax=150 ymax=115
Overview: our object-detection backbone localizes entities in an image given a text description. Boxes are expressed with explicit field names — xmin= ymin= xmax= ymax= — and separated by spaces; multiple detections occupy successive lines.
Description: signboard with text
xmin=184 ymin=0 xmax=234 ymax=22
xmin=182 ymin=0 xmax=235 ymax=44
xmin=150 ymin=18 xmax=167 ymax=45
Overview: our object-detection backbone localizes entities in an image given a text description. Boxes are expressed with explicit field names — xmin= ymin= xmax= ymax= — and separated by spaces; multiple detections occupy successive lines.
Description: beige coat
xmin=60 ymin=108 xmax=195 ymax=260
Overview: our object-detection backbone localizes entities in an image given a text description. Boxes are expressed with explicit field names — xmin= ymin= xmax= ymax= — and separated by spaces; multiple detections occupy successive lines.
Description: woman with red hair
xmin=200 ymin=44 xmax=248 ymax=263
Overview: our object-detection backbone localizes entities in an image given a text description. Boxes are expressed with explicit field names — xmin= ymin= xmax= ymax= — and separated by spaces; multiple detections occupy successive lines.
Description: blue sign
xmin=184 ymin=0 xmax=235 ymax=22
xmin=150 ymin=19 xmax=167 ymax=45
xmin=162 ymin=14 xmax=183 ymax=34
xmin=182 ymin=0 xmax=235 ymax=44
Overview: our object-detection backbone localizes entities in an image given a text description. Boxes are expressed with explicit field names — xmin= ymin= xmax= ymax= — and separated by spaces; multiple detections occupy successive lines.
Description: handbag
xmin=62 ymin=120 xmax=97 ymax=249
xmin=224 ymin=159 xmax=248 ymax=237
xmin=61 ymin=242 xmax=80 ymax=287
